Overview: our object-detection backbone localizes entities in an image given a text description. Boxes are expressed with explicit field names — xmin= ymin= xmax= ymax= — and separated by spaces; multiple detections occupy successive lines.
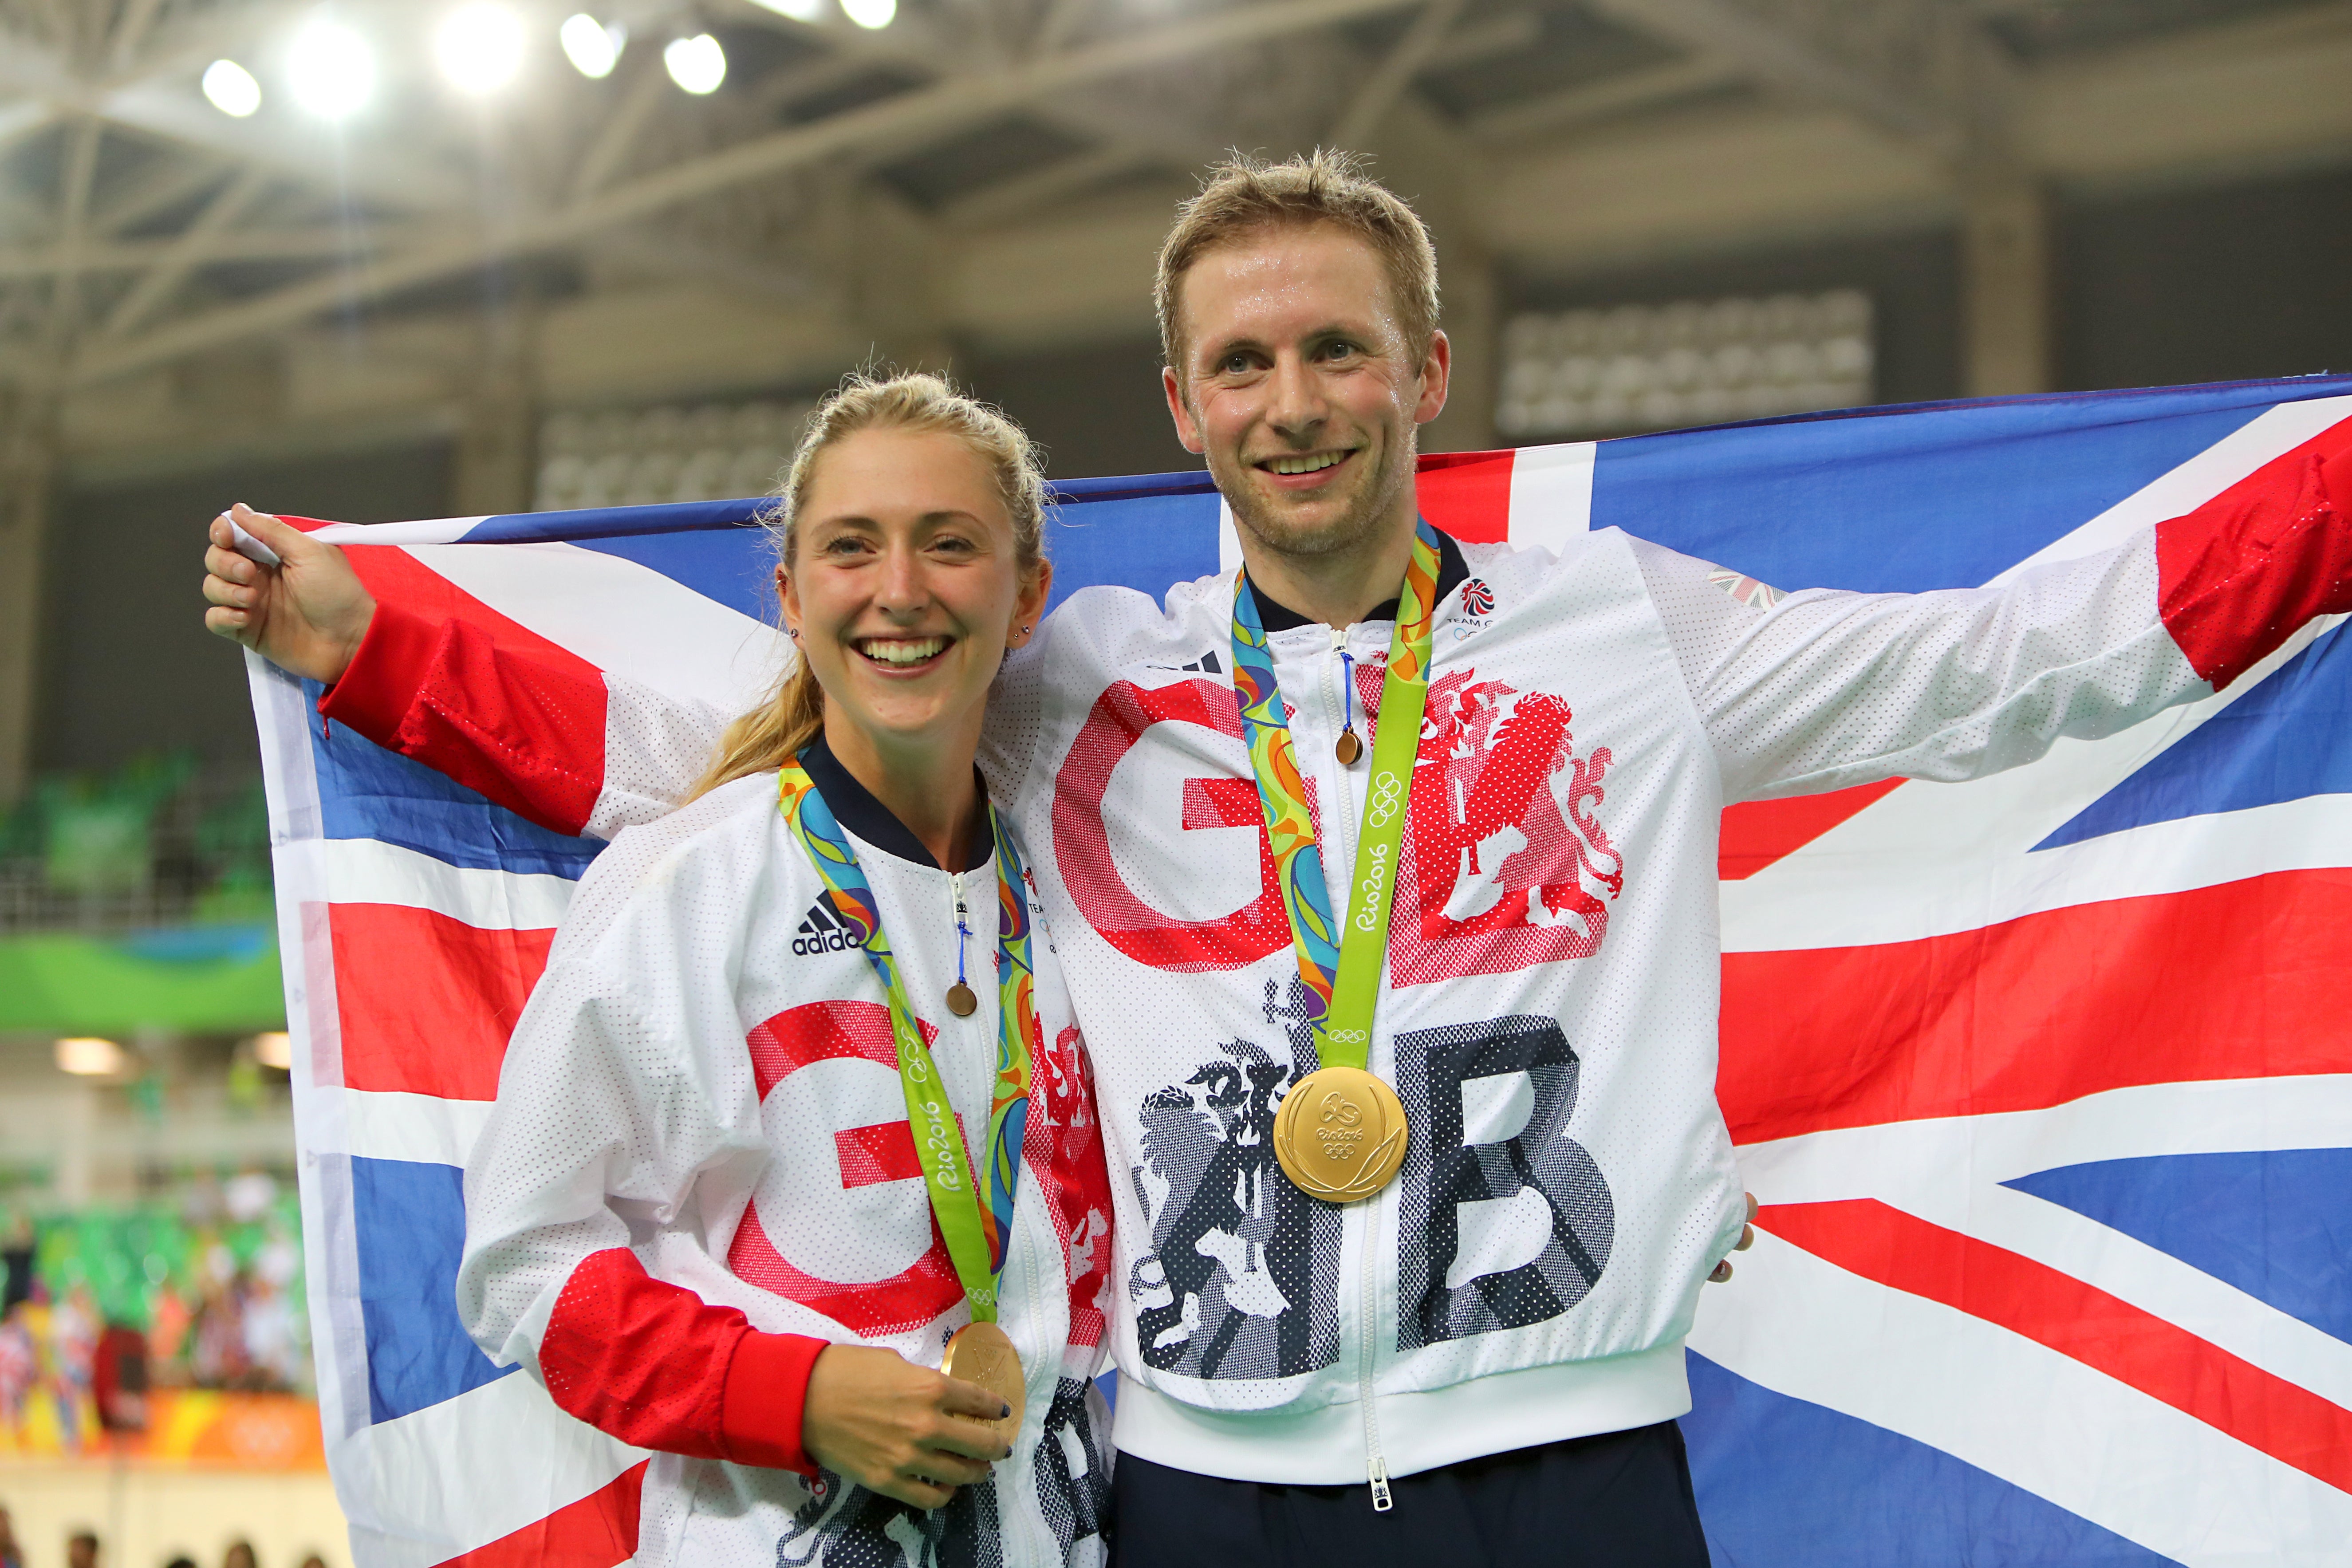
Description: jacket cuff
xmin=318 ymin=600 xmax=442 ymax=749
xmin=719 ymin=1331 xmax=829 ymax=1475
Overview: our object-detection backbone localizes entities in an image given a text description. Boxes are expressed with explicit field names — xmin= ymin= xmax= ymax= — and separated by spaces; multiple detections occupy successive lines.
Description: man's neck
xmin=820 ymin=709 xmax=985 ymax=874
xmin=1236 ymin=510 xmax=1421 ymax=629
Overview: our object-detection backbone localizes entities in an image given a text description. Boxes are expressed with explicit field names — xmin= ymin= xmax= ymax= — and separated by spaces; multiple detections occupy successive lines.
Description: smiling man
xmin=204 ymin=153 xmax=2352 ymax=1568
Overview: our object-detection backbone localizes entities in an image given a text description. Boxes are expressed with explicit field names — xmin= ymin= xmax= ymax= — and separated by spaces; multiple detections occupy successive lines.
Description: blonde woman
xmin=445 ymin=376 xmax=1114 ymax=1565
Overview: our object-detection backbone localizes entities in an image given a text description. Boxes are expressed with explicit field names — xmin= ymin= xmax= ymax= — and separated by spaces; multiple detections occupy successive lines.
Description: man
xmin=205 ymin=152 xmax=2351 ymax=1566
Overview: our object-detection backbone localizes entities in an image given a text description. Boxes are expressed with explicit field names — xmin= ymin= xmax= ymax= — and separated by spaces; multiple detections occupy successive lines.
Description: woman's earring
xmin=787 ymin=627 xmax=800 ymax=639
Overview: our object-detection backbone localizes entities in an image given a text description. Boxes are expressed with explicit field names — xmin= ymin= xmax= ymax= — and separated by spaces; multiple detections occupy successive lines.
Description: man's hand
xmin=203 ymin=502 xmax=376 ymax=683
xmin=801 ymin=1343 xmax=1014 ymax=1511
xmin=1708 ymin=1192 xmax=1760 ymax=1284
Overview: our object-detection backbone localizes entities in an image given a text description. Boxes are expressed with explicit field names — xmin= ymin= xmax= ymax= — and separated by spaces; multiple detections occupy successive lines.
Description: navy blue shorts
xmin=1109 ymin=1421 xmax=1711 ymax=1568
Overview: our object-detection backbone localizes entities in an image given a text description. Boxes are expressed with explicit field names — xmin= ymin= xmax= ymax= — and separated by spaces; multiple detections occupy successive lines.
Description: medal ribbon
xmin=777 ymin=757 xmax=1037 ymax=1319
xmin=1230 ymin=521 xmax=1443 ymax=1071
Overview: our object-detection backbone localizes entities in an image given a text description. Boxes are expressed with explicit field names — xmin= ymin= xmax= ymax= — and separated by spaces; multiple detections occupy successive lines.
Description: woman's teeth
xmin=1267 ymin=450 xmax=1348 ymax=475
xmin=859 ymin=637 xmax=947 ymax=666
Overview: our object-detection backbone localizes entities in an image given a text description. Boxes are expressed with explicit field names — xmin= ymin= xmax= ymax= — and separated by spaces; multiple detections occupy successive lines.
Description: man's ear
xmin=1163 ymin=366 xmax=1207 ymax=456
xmin=1413 ymin=329 xmax=1452 ymax=427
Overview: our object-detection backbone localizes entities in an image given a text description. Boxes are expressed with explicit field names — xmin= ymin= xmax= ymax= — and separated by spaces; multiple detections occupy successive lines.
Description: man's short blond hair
xmin=1155 ymin=150 xmax=1441 ymax=384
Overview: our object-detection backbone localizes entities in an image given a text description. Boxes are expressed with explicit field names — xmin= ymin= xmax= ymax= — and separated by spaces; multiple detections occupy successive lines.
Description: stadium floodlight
xmin=664 ymin=33 xmax=726 ymax=94
xmin=559 ymin=13 xmax=626 ymax=78
xmin=745 ymin=0 xmax=826 ymax=20
xmin=841 ymin=0 xmax=897 ymax=28
xmin=252 ymin=1032 xmax=295 ymax=1069
xmin=287 ymin=16 xmax=376 ymax=120
xmin=56 ymin=1037 xmax=126 ymax=1076
xmin=437 ymin=4 xmax=527 ymax=95
xmin=202 ymin=58 xmax=263 ymax=117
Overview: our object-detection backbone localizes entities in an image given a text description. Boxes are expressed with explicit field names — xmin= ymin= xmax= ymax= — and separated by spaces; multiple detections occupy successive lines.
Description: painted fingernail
xmin=998 ymin=1402 xmax=1012 ymax=1419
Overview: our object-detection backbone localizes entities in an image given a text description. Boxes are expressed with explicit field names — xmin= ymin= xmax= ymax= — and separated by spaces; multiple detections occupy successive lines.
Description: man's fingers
xmin=1746 ymin=1192 xmax=1760 ymax=1224
xmin=873 ymin=1473 xmax=956 ymax=1511
xmin=230 ymin=503 xmax=308 ymax=560
xmin=204 ymin=606 xmax=252 ymax=641
xmin=1735 ymin=1223 xmax=1755 ymax=1251
xmin=924 ymin=1410 xmax=1012 ymax=1464
xmin=1709 ymin=1259 xmax=1733 ymax=1283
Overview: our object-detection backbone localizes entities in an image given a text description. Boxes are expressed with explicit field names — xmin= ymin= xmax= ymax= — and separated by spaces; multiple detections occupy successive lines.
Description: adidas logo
xmin=792 ymin=897 xmax=865 ymax=956
xmin=1148 ymin=650 xmax=1224 ymax=674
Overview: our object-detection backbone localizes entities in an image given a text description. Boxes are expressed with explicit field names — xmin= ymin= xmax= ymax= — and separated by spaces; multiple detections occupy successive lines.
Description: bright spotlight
xmin=56 ymin=1037 xmax=126 ymax=1077
xmin=252 ymin=1032 xmax=295 ymax=1070
xmin=202 ymin=58 xmax=262 ymax=117
xmin=287 ymin=17 xmax=375 ymax=120
xmin=437 ymin=4 xmax=526 ymax=95
xmin=746 ymin=0 xmax=825 ymax=20
xmin=663 ymin=33 xmax=725 ymax=95
xmin=841 ymin=0 xmax=896 ymax=27
xmin=559 ymin=13 xmax=625 ymax=78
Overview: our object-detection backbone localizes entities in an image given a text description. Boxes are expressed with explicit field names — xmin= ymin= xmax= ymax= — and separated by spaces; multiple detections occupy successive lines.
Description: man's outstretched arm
xmin=1641 ymin=431 xmax=2352 ymax=803
xmin=203 ymin=504 xmax=721 ymax=839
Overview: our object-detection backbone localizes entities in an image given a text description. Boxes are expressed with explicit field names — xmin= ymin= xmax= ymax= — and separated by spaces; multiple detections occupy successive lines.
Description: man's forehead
xmin=1178 ymin=225 xmax=1398 ymax=348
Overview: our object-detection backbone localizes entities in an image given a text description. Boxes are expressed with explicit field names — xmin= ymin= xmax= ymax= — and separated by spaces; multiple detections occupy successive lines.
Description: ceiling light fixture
xmin=201 ymin=58 xmax=263 ymax=117
xmin=559 ymin=13 xmax=626 ymax=78
xmin=252 ymin=1032 xmax=295 ymax=1070
xmin=664 ymin=33 xmax=726 ymax=94
xmin=286 ymin=16 xmax=376 ymax=120
xmin=745 ymin=0 xmax=826 ymax=21
xmin=437 ymin=4 xmax=527 ymax=95
xmin=841 ymin=0 xmax=897 ymax=28
xmin=56 ymin=1037 xmax=126 ymax=1077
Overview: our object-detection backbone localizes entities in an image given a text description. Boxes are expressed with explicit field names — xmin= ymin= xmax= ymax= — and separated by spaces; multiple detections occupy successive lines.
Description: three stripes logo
xmin=792 ymin=895 xmax=867 ymax=956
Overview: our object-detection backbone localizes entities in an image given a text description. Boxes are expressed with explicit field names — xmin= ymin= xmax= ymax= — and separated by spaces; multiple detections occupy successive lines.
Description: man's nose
xmin=1264 ymin=352 xmax=1327 ymax=437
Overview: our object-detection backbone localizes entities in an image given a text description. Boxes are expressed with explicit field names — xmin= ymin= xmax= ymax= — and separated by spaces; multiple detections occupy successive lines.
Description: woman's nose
xmin=874 ymin=545 xmax=929 ymax=611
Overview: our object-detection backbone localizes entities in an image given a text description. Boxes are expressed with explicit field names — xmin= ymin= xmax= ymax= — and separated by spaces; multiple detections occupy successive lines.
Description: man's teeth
xmin=1267 ymin=451 xmax=1348 ymax=475
xmin=860 ymin=638 xmax=946 ymax=666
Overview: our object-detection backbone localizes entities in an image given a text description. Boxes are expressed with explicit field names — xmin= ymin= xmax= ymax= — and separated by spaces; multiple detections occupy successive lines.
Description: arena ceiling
xmin=0 ymin=0 xmax=2344 ymax=398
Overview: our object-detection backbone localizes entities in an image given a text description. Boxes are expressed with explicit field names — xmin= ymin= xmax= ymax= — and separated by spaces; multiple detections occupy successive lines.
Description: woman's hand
xmin=203 ymin=502 xmax=376 ymax=683
xmin=801 ymin=1343 xmax=1015 ymax=1511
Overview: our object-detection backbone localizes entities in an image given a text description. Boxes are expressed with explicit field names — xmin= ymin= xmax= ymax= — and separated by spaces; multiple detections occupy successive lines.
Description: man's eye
xmin=1221 ymin=354 xmax=1255 ymax=375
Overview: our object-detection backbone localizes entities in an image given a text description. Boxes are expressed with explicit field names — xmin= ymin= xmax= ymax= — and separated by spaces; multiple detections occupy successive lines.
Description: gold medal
xmin=940 ymin=1320 xmax=1025 ymax=1442
xmin=945 ymin=981 xmax=977 ymax=1016
xmin=1334 ymin=728 xmax=1363 ymax=765
xmin=1273 ymin=1065 xmax=1409 ymax=1202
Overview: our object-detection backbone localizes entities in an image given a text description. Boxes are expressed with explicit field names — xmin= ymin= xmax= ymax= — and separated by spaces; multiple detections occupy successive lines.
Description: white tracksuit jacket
xmin=451 ymin=738 xmax=1117 ymax=1568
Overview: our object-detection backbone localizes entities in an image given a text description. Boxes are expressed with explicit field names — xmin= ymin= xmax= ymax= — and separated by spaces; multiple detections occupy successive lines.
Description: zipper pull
xmin=1368 ymin=1454 xmax=1393 ymax=1513
xmin=946 ymin=872 xmax=978 ymax=1017
xmin=1335 ymin=644 xmax=1362 ymax=765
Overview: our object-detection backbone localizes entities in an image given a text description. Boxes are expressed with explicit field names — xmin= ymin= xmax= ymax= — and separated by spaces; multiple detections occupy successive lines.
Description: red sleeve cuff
xmin=719 ymin=1331 xmax=829 ymax=1476
xmin=318 ymin=600 xmax=441 ymax=749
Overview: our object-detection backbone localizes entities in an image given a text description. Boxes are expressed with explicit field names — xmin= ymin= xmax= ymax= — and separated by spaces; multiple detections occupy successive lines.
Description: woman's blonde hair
xmin=689 ymin=370 xmax=1050 ymax=800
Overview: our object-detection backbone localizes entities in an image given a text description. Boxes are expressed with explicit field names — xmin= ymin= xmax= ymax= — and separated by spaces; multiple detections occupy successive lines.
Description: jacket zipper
xmin=1321 ymin=626 xmax=1393 ymax=1512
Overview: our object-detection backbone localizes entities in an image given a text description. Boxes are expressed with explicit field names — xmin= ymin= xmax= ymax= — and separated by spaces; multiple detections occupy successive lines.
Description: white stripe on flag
xmin=297 ymin=837 xmax=576 ymax=928
xmin=310 ymin=516 xmax=491 ymax=548
xmin=1505 ymin=441 xmax=1595 ymax=557
xmin=339 ymin=1088 xmax=497 ymax=1169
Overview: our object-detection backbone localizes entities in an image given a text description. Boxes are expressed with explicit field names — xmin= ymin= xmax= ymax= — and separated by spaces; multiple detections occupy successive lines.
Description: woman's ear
xmin=776 ymin=563 xmax=802 ymax=641
xmin=1007 ymin=559 xmax=1053 ymax=649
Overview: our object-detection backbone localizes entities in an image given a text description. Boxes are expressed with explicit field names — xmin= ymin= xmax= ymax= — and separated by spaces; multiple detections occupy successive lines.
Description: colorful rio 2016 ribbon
xmin=1229 ymin=520 xmax=1443 ymax=1069
xmin=777 ymin=756 xmax=1036 ymax=1314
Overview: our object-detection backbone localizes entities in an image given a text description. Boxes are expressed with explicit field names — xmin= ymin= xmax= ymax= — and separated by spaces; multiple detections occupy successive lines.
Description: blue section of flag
xmin=569 ymin=524 xmax=779 ymax=624
xmin=2038 ymin=625 xmax=2352 ymax=849
xmin=1592 ymin=379 xmax=2352 ymax=594
xmin=350 ymin=1156 xmax=516 ymax=1424
xmin=2005 ymin=1150 xmax=2352 ymax=1347
xmin=1683 ymin=1353 xmax=2184 ymax=1567
xmin=1045 ymin=487 xmax=1223 ymax=612
xmin=307 ymin=684 xmax=600 ymax=879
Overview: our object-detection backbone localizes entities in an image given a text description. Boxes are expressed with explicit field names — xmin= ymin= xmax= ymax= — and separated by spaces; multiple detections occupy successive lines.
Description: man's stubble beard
xmin=1212 ymin=423 xmax=1419 ymax=570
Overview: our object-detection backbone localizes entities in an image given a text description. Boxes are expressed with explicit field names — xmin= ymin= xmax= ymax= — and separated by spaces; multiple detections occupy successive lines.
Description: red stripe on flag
xmin=338 ymin=537 xmax=604 ymax=679
xmin=330 ymin=903 xmax=553 ymax=1099
xmin=1718 ymin=780 xmax=1905 ymax=880
xmin=1720 ymin=868 xmax=2352 ymax=1144
xmin=1760 ymin=1200 xmax=2352 ymax=1495
xmin=1416 ymin=449 xmax=1516 ymax=544
xmin=430 ymin=1460 xmax=647 ymax=1568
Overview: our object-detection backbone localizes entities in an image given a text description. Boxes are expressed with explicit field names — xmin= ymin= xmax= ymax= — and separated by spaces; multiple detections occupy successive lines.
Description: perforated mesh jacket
xmin=450 ymin=745 xmax=1117 ymax=1568
xmin=332 ymin=435 xmax=2350 ymax=1501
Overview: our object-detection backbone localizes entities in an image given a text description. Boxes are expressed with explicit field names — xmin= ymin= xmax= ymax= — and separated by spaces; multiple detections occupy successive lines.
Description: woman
xmin=453 ymin=375 xmax=1114 ymax=1566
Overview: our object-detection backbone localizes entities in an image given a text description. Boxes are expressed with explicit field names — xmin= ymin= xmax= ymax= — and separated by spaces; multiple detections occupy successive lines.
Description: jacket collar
xmin=796 ymin=733 xmax=995 ymax=873
xmin=1246 ymin=527 xmax=1470 ymax=634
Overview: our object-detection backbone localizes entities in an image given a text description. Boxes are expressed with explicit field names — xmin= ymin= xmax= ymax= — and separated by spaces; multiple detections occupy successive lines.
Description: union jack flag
xmin=249 ymin=374 xmax=2352 ymax=1565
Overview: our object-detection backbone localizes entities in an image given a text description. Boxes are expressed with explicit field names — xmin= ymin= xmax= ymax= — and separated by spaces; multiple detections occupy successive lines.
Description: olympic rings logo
xmin=1365 ymin=771 xmax=1405 ymax=827
xmin=1324 ymin=1027 xmax=1369 ymax=1044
